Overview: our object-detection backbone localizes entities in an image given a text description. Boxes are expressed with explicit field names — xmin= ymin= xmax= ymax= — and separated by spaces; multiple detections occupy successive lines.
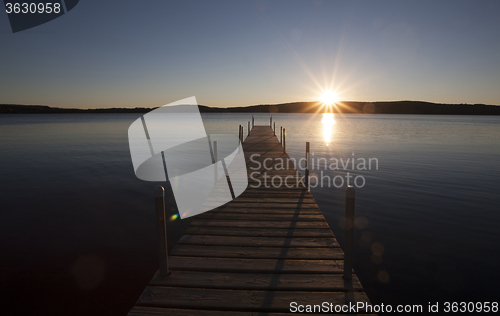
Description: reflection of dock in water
xmin=128 ymin=122 xmax=373 ymax=315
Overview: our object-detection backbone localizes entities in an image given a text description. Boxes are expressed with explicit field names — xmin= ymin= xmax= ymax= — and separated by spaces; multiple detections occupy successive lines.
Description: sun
xmin=320 ymin=90 xmax=339 ymax=106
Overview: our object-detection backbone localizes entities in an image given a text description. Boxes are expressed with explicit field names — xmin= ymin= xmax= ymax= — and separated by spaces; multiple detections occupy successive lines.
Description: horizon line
xmin=2 ymin=99 xmax=499 ymax=110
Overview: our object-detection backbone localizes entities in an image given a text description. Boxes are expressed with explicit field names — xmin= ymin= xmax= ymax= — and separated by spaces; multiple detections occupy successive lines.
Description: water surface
xmin=0 ymin=113 xmax=499 ymax=314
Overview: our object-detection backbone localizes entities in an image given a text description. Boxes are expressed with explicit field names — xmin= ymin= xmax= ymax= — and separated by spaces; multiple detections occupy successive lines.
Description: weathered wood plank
xmin=245 ymin=172 xmax=301 ymax=176
xmin=237 ymin=193 xmax=312 ymax=199
xmin=246 ymin=184 xmax=306 ymax=189
xmin=195 ymin=213 xmax=325 ymax=221
xmin=189 ymin=219 xmax=329 ymax=229
xmin=239 ymin=190 xmax=312 ymax=196
xmin=242 ymin=188 xmax=307 ymax=193
xmin=177 ymin=235 xmax=339 ymax=247
xmin=206 ymin=203 xmax=321 ymax=209
xmin=211 ymin=203 xmax=321 ymax=211
xmin=135 ymin=287 xmax=371 ymax=313
xmin=169 ymin=257 xmax=345 ymax=274
xmin=170 ymin=244 xmax=344 ymax=259
xmin=206 ymin=208 xmax=323 ymax=215
xmin=231 ymin=197 xmax=317 ymax=203
xmin=245 ymin=169 xmax=301 ymax=174
xmin=184 ymin=226 xmax=335 ymax=237
xmin=150 ymin=270 xmax=362 ymax=291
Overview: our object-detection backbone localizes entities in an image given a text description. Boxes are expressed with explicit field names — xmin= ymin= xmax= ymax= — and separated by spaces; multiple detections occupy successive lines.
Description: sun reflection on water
xmin=321 ymin=113 xmax=336 ymax=146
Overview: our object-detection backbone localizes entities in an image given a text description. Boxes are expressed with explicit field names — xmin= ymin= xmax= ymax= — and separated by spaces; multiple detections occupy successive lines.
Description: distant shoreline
xmin=1 ymin=101 xmax=500 ymax=115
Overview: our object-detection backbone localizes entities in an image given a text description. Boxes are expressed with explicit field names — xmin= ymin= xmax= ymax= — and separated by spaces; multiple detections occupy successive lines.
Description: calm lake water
xmin=1 ymin=113 xmax=499 ymax=315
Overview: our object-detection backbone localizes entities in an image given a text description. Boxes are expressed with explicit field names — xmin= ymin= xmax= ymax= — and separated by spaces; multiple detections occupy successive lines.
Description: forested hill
xmin=1 ymin=101 xmax=499 ymax=115
xmin=199 ymin=101 xmax=500 ymax=115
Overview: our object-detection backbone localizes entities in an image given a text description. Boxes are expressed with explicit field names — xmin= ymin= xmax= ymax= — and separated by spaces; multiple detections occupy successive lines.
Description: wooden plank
xmin=245 ymin=168 xmax=300 ymax=173
xmin=129 ymin=306 xmax=376 ymax=316
xmin=237 ymin=193 xmax=311 ymax=199
xmin=245 ymin=173 xmax=303 ymax=178
xmin=184 ymin=226 xmax=335 ymax=237
xmin=206 ymin=208 xmax=323 ymax=215
xmin=189 ymin=220 xmax=329 ymax=229
xmin=150 ymin=270 xmax=362 ymax=291
xmin=239 ymin=191 xmax=312 ymax=197
xmin=244 ymin=151 xmax=293 ymax=156
xmin=207 ymin=203 xmax=321 ymax=209
xmin=170 ymin=245 xmax=344 ymax=260
xmin=242 ymin=188 xmax=307 ymax=193
xmin=169 ymin=257 xmax=345 ymax=274
xmin=135 ymin=287 xmax=371 ymax=313
xmin=195 ymin=213 xmax=325 ymax=221
xmin=247 ymin=184 xmax=305 ymax=189
xmin=231 ymin=198 xmax=317 ymax=204
xmin=177 ymin=235 xmax=339 ymax=247
xmin=246 ymin=173 xmax=304 ymax=178
xmin=211 ymin=203 xmax=321 ymax=210
xmin=246 ymin=175 xmax=305 ymax=179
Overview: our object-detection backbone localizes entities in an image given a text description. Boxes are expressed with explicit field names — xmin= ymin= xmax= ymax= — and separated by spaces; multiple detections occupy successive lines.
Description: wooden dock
xmin=128 ymin=125 xmax=373 ymax=315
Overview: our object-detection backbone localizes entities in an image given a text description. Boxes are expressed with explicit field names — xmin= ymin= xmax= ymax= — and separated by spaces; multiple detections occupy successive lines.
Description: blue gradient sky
xmin=1 ymin=0 xmax=499 ymax=108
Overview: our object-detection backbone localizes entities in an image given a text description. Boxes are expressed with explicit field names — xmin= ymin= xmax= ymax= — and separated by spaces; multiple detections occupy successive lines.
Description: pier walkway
xmin=128 ymin=125 xmax=372 ymax=315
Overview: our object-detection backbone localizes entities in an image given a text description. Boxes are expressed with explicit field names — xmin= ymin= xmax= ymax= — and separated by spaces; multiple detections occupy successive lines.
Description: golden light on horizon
xmin=320 ymin=90 xmax=339 ymax=106
xmin=318 ymin=89 xmax=341 ymax=114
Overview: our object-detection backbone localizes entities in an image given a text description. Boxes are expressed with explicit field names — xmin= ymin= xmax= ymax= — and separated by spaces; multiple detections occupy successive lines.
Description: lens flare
xmin=170 ymin=214 xmax=179 ymax=221
xmin=320 ymin=90 xmax=338 ymax=106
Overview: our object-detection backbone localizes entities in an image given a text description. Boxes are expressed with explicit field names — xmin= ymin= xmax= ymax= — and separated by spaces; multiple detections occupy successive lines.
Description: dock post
xmin=241 ymin=125 xmax=244 ymax=142
xmin=214 ymin=141 xmax=218 ymax=180
xmin=238 ymin=125 xmax=242 ymax=143
xmin=270 ymin=116 xmax=272 ymax=127
xmin=248 ymin=121 xmax=250 ymax=136
xmin=343 ymin=185 xmax=355 ymax=281
xmin=305 ymin=142 xmax=310 ymax=190
xmin=252 ymin=116 xmax=254 ymax=128
xmin=155 ymin=186 xmax=169 ymax=277
xmin=273 ymin=122 xmax=276 ymax=136
xmin=283 ymin=128 xmax=286 ymax=153
xmin=280 ymin=126 xmax=283 ymax=144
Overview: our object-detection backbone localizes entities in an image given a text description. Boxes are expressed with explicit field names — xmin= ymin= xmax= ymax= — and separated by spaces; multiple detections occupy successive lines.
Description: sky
xmin=0 ymin=0 xmax=499 ymax=108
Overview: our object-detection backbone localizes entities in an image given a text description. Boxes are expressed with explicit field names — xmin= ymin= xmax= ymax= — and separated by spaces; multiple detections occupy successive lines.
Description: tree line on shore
xmin=1 ymin=101 xmax=499 ymax=115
